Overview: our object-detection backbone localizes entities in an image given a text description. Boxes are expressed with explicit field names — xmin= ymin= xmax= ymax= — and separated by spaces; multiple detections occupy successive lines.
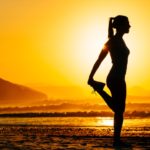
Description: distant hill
xmin=0 ymin=78 xmax=47 ymax=106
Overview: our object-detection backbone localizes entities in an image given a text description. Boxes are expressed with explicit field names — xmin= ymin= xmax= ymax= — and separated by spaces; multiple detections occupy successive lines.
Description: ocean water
xmin=0 ymin=117 xmax=149 ymax=149
xmin=0 ymin=117 xmax=150 ymax=137
xmin=0 ymin=117 xmax=150 ymax=127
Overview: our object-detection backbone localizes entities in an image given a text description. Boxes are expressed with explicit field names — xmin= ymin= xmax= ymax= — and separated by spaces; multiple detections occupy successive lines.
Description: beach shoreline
xmin=0 ymin=125 xmax=149 ymax=149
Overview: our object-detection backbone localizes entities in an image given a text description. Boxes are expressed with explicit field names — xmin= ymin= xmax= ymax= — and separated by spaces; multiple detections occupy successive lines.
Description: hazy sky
xmin=1 ymin=0 xmax=150 ymax=99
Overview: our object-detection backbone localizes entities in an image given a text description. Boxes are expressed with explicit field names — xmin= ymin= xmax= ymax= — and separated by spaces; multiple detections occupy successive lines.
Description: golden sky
xmin=1 ymin=0 xmax=150 ymax=99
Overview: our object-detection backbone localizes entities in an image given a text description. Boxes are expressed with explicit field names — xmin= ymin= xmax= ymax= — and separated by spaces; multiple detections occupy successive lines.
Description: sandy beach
xmin=0 ymin=125 xmax=149 ymax=150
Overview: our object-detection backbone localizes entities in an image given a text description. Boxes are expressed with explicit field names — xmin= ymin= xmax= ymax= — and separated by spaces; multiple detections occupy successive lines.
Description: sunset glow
xmin=0 ymin=2 xmax=150 ymax=148
xmin=1 ymin=0 xmax=150 ymax=102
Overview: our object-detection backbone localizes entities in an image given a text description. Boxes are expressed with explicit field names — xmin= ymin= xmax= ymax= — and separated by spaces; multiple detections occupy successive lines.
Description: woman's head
xmin=112 ymin=15 xmax=130 ymax=31
xmin=108 ymin=15 xmax=131 ymax=38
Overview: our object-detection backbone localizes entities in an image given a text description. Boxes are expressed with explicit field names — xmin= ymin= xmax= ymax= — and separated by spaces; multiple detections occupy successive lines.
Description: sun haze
xmin=0 ymin=0 xmax=150 ymax=101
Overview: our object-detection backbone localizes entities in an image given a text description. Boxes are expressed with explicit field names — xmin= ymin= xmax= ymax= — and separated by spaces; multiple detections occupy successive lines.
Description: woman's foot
xmin=113 ymin=140 xmax=131 ymax=148
xmin=89 ymin=80 xmax=105 ymax=91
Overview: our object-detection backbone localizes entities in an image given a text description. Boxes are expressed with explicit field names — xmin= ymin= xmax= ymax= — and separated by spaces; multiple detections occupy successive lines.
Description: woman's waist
xmin=107 ymin=69 xmax=126 ymax=79
xmin=110 ymin=65 xmax=127 ymax=74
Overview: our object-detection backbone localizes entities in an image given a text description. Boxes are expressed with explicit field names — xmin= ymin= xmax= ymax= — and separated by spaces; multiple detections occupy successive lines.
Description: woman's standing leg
xmin=111 ymin=80 xmax=126 ymax=143
xmin=91 ymin=78 xmax=126 ymax=143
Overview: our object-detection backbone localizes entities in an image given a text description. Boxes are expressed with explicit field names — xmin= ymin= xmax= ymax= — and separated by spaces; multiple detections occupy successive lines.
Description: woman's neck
xmin=115 ymin=32 xmax=124 ymax=38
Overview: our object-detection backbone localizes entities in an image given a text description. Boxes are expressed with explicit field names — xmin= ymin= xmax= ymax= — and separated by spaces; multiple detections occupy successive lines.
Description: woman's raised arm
xmin=88 ymin=48 xmax=108 ymax=84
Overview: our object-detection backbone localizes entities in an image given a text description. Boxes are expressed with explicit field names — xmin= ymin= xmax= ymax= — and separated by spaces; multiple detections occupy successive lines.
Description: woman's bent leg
xmin=95 ymin=89 xmax=114 ymax=112
xmin=90 ymin=80 xmax=114 ymax=112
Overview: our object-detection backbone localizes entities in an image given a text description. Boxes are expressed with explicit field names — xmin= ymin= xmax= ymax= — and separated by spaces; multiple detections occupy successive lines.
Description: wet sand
xmin=0 ymin=125 xmax=149 ymax=150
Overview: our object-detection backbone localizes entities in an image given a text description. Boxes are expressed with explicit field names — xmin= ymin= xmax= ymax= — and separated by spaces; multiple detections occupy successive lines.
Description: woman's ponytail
xmin=108 ymin=17 xmax=114 ymax=38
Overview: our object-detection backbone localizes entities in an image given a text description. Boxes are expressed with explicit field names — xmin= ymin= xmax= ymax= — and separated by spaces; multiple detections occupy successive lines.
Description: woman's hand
xmin=87 ymin=77 xmax=94 ymax=86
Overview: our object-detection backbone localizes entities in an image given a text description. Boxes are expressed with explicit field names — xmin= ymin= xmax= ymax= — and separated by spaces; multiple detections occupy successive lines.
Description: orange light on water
xmin=97 ymin=117 xmax=114 ymax=126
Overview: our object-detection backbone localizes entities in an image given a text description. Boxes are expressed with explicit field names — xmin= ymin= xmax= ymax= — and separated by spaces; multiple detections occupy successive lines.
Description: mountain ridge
xmin=0 ymin=78 xmax=47 ymax=105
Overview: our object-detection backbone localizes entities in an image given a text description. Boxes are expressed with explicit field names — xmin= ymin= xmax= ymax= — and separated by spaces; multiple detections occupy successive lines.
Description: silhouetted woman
xmin=88 ymin=15 xmax=131 ymax=146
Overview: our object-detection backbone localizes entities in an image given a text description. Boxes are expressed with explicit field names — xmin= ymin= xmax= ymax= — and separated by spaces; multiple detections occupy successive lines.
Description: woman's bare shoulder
xmin=104 ymin=37 xmax=117 ymax=48
xmin=104 ymin=38 xmax=113 ymax=49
